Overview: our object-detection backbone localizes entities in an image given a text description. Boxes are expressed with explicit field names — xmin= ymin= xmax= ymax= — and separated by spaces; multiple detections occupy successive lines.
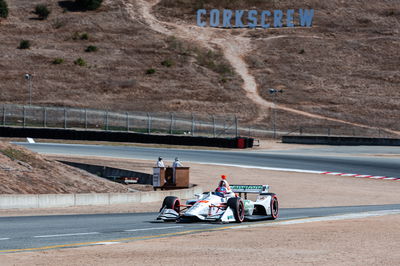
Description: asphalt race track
xmin=16 ymin=143 xmax=400 ymax=178
xmin=1 ymin=142 xmax=398 ymax=252
xmin=1 ymin=204 xmax=400 ymax=252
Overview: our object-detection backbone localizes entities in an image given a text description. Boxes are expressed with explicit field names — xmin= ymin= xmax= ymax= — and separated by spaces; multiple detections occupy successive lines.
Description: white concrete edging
xmin=0 ymin=186 xmax=203 ymax=209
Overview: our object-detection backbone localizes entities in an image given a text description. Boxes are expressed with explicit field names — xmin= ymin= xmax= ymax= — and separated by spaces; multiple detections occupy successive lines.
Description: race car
xmin=157 ymin=185 xmax=279 ymax=223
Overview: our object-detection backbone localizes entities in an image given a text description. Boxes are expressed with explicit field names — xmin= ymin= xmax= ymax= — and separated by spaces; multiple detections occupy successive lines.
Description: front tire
xmin=160 ymin=196 xmax=180 ymax=214
xmin=227 ymin=197 xmax=245 ymax=223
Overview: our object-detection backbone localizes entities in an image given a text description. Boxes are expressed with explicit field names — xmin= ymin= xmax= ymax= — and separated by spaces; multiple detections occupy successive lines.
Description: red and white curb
xmin=320 ymin=172 xmax=400 ymax=181
xmin=198 ymin=163 xmax=400 ymax=181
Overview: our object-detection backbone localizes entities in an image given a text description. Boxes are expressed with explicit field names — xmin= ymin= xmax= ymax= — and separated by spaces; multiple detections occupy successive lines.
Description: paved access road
xmin=1 ymin=204 xmax=400 ymax=252
xmin=16 ymin=143 xmax=400 ymax=178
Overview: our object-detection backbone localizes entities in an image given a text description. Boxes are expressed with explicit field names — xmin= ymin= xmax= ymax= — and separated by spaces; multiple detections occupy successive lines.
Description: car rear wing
xmin=231 ymin=185 xmax=269 ymax=198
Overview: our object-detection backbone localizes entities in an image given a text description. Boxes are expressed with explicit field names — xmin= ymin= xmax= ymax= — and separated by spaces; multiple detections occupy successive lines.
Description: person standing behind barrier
xmin=156 ymin=157 xmax=165 ymax=168
xmin=172 ymin=157 xmax=183 ymax=168
xmin=172 ymin=157 xmax=183 ymax=185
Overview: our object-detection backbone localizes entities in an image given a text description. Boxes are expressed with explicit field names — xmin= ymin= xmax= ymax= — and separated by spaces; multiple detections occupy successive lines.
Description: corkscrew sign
xmin=197 ymin=9 xmax=314 ymax=28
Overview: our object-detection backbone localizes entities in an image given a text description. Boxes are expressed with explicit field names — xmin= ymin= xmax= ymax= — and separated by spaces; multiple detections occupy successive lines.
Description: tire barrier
xmin=0 ymin=126 xmax=254 ymax=148
xmin=282 ymin=136 xmax=400 ymax=146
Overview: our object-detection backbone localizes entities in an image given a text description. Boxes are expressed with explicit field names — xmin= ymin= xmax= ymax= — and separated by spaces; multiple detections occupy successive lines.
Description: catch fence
xmin=0 ymin=104 xmax=396 ymax=139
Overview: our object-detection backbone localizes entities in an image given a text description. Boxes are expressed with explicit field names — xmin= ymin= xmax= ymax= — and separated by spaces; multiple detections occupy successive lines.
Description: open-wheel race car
xmin=157 ymin=185 xmax=279 ymax=223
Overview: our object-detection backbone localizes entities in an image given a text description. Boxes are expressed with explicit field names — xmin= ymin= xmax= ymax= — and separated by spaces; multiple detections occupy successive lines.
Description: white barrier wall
xmin=0 ymin=186 xmax=203 ymax=209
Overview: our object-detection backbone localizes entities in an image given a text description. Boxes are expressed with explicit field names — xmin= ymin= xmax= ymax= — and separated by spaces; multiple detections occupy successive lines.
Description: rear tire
xmin=160 ymin=196 xmax=180 ymax=214
xmin=265 ymin=193 xmax=279 ymax=219
xmin=227 ymin=197 xmax=245 ymax=223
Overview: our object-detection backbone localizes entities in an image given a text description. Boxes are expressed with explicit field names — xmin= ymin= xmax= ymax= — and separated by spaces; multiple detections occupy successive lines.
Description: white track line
xmin=34 ymin=232 xmax=100 ymax=238
xmin=90 ymin=242 xmax=121 ymax=245
xmin=196 ymin=162 xmax=400 ymax=181
xmin=232 ymin=210 xmax=400 ymax=230
xmin=124 ymin=226 xmax=183 ymax=232
xmin=0 ymin=238 xmax=10 ymax=241
xmin=196 ymin=162 xmax=325 ymax=174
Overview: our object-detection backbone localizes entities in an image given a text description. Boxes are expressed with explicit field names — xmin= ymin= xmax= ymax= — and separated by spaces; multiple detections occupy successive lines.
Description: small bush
xmin=85 ymin=45 xmax=98 ymax=52
xmin=53 ymin=18 xmax=67 ymax=29
xmin=146 ymin=68 xmax=156 ymax=75
xmin=52 ymin=58 xmax=64 ymax=64
xmin=74 ymin=58 xmax=86 ymax=66
xmin=299 ymin=49 xmax=305 ymax=54
xmin=18 ymin=40 xmax=31 ymax=49
xmin=72 ymin=32 xmax=89 ymax=40
xmin=35 ymin=4 xmax=51 ymax=20
xmin=161 ymin=59 xmax=173 ymax=67
xmin=0 ymin=0 xmax=8 ymax=19
xmin=80 ymin=33 xmax=89 ymax=40
xmin=75 ymin=0 xmax=103 ymax=11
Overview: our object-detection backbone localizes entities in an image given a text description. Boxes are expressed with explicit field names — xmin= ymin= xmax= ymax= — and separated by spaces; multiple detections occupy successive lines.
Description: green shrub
xmin=52 ymin=58 xmax=64 ymax=64
xmin=53 ymin=18 xmax=67 ymax=29
xmin=85 ymin=45 xmax=98 ymax=52
xmin=146 ymin=68 xmax=156 ymax=75
xmin=80 ymin=33 xmax=89 ymax=40
xmin=35 ymin=4 xmax=50 ymax=20
xmin=74 ymin=58 xmax=86 ymax=66
xmin=72 ymin=32 xmax=89 ymax=40
xmin=75 ymin=0 xmax=103 ymax=11
xmin=18 ymin=40 xmax=31 ymax=49
xmin=0 ymin=0 xmax=8 ymax=19
xmin=161 ymin=59 xmax=173 ymax=67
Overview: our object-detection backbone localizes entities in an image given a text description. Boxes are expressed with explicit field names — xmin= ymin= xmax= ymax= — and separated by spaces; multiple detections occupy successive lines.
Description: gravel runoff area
xmin=1 ymin=156 xmax=399 ymax=265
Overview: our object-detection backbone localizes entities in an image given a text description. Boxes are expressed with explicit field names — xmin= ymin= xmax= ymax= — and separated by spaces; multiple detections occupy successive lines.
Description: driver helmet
xmin=216 ymin=186 xmax=227 ymax=197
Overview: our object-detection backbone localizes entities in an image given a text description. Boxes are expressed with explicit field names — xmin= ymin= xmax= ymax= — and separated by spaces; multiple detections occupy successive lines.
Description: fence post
xmin=64 ymin=108 xmax=67 ymax=129
xmin=23 ymin=106 xmax=26 ymax=128
xmin=191 ymin=113 xmax=195 ymax=136
xmin=84 ymin=109 xmax=88 ymax=129
xmin=235 ymin=115 xmax=238 ymax=138
xmin=378 ymin=128 xmax=381 ymax=138
xmin=147 ymin=113 xmax=151 ymax=134
xmin=2 ymin=105 xmax=5 ymax=126
xmin=327 ymin=128 xmax=331 ymax=136
xmin=299 ymin=127 xmax=303 ymax=135
xmin=126 ymin=112 xmax=129 ymax=131
xmin=212 ymin=115 xmax=216 ymax=138
xmin=43 ymin=107 xmax=47 ymax=128
xmin=105 ymin=111 xmax=109 ymax=131
xmin=170 ymin=113 xmax=173 ymax=135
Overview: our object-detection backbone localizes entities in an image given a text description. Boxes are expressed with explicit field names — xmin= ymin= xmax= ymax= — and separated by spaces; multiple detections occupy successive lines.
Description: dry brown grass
xmin=0 ymin=0 xmax=399 ymax=133
xmin=155 ymin=0 xmax=400 ymax=132
xmin=0 ymin=0 xmax=256 ymax=119
xmin=0 ymin=141 xmax=129 ymax=194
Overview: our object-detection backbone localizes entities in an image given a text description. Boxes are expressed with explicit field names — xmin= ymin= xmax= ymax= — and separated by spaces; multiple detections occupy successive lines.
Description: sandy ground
xmin=1 ymin=214 xmax=400 ymax=265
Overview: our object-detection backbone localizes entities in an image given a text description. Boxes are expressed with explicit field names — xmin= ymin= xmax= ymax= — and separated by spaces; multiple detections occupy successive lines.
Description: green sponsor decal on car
xmin=231 ymin=185 xmax=267 ymax=193
xmin=231 ymin=185 xmax=263 ymax=190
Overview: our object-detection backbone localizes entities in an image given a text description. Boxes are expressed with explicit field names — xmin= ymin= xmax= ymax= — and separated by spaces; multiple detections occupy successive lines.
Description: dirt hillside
xmin=0 ymin=0 xmax=399 ymax=134
xmin=0 ymin=141 xmax=128 ymax=194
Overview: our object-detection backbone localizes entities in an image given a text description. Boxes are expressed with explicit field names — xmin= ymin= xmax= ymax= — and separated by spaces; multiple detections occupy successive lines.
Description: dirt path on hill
xmin=124 ymin=0 xmax=400 ymax=136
